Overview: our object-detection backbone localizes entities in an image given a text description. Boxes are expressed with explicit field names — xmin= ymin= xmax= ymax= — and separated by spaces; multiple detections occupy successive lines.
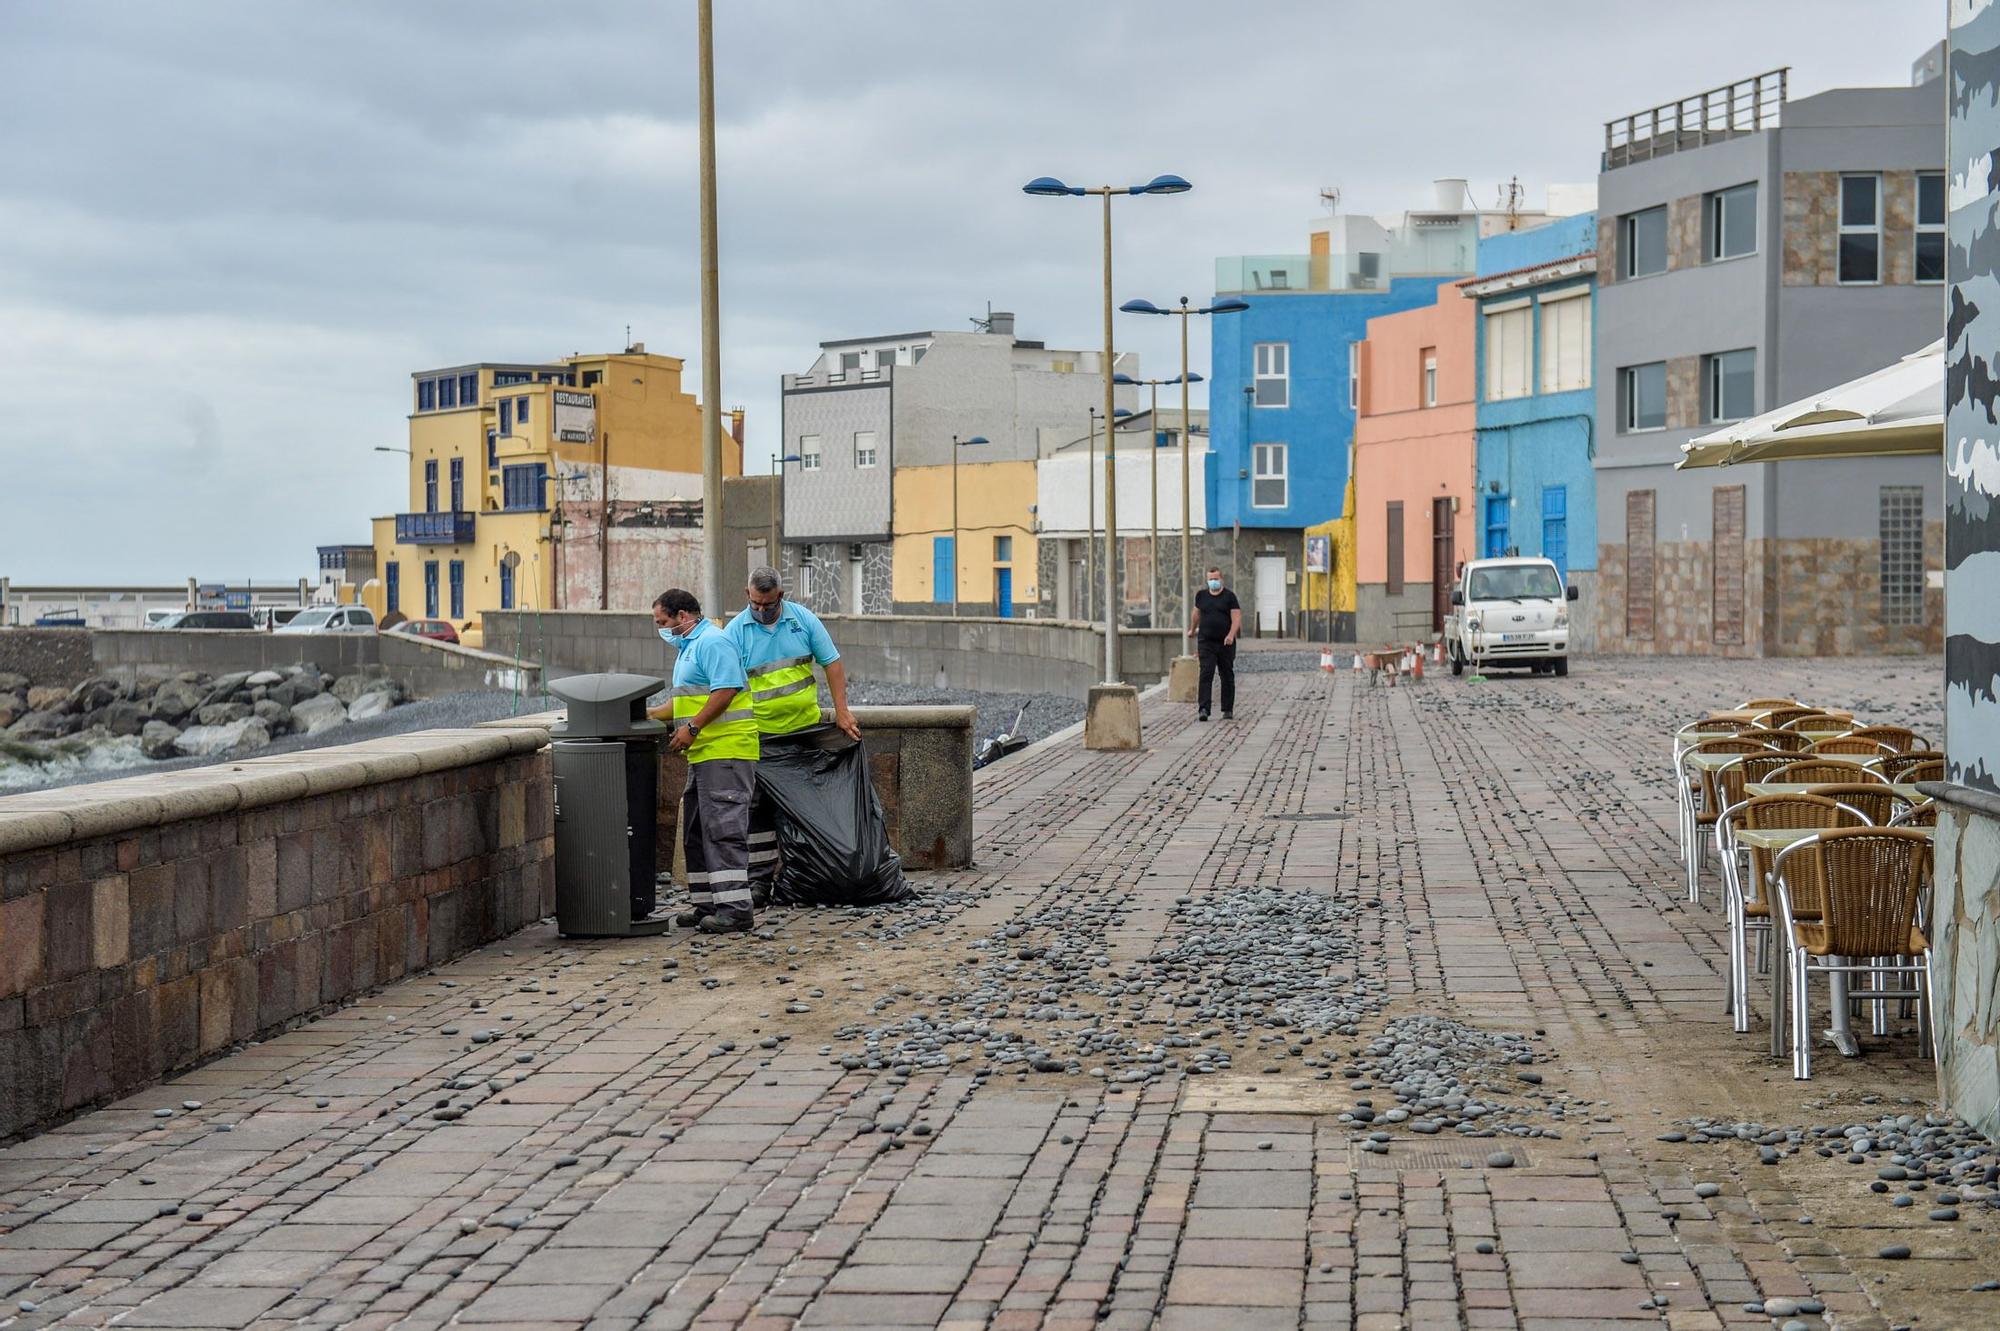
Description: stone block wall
xmin=0 ymin=629 xmax=94 ymax=687
xmin=1595 ymin=529 xmax=1941 ymax=657
xmin=1784 ymin=171 xmax=1921 ymax=286
xmin=0 ymin=727 xmax=552 ymax=1139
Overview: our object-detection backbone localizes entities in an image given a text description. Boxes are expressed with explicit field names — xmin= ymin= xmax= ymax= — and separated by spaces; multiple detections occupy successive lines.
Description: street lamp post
xmin=1119 ymin=295 xmax=1247 ymax=635
xmin=696 ymin=0 xmax=725 ymax=620
xmin=1115 ymin=371 xmax=1203 ymax=625
xmin=950 ymin=435 xmax=990 ymax=617
xmin=769 ymin=452 xmax=802 ymax=573
xmin=1025 ymin=172 xmax=1190 ymax=683
xmin=1083 ymin=407 xmax=1129 ymax=622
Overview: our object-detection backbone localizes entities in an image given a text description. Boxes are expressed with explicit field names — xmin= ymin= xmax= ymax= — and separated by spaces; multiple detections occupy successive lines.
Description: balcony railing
xmin=1604 ymin=67 xmax=1787 ymax=170
xmin=395 ymin=511 xmax=476 ymax=544
xmin=783 ymin=366 xmax=893 ymax=391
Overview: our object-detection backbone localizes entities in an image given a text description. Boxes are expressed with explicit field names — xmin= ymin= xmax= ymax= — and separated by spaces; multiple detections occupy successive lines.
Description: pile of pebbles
xmin=829 ymin=887 xmax=1383 ymax=1083
xmin=1671 ymin=1109 xmax=2000 ymax=1226
xmin=1339 ymin=1015 xmax=1568 ymax=1144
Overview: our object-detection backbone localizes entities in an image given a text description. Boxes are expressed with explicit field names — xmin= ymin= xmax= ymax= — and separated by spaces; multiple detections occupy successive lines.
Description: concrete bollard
xmin=1167 ymin=655 xmax=1199 ymax=703
xmin=1084 ymin=683 xmax=1142 ymax=750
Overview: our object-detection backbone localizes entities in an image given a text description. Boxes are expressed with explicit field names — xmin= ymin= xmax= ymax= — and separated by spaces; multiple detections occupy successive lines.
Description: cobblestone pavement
xmin=0 ymin=655 xmax=1981 ymax=1331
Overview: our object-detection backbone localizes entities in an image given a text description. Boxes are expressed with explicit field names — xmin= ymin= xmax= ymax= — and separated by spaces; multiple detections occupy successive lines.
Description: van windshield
xmin=1468 ymin=564 xmax=1563 ymax=601
xmin=288 ymin=609 xmax=334 ymax=628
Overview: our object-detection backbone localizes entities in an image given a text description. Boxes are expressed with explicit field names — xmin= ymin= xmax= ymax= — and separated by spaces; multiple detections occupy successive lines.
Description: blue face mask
xmin=658 ymin=619 xmax=694 ymax=646
xmin=1207 ymin=578 xmax=1222 ymax=592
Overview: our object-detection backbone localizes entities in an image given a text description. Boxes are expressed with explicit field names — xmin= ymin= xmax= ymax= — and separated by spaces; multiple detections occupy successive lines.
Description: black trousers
xmin=1197 ymin=640 xmax=1236 ymax=714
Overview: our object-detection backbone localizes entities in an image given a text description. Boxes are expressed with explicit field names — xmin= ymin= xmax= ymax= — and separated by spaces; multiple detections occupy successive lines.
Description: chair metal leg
xmin=1792 ymin=949 xmax=1813 ymax=1080
xmin=1920 ymin=956 xmax=1935 ymax=1059
xmin=1870 ymin=959 xmax=1891 ymax=1038
xmin=1755 ymin=928 xmax=1768 ymax=975
xmin=1771 ymin=929 xmax=1788 ymax=1059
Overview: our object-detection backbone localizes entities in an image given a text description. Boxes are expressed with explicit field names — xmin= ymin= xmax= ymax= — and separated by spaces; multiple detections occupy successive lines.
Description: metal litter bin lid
xmin=548 ymin=672 xmax=668 ymax=739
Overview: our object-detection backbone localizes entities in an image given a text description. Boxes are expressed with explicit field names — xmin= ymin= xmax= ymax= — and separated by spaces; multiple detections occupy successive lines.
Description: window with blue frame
xmin=495 ymin=370 xmax=531 ymax=387
xmin=516 ymin=396 xmax=529 ymax=426
xmin=424 ymin=460 xmax=438 ymax=513
xmin=449 ymin=458 xmax=463 ymax=511
xmin=500 ymin=399 xmax=512 ymax=435
xmin=448 ymin=561 xmax=465 ymax=619
xmin=499 ymin=559 xmax=514 ymax=610
xmin=1484 ymin=495 xmax=1509 ymax=559
xmin=385 ymin=562 xmax=400 ymax=615
xmin=459 ymin=373 xmax=477 ymax=405
xmin=424 ymin=562 xmax=440 ymax=618
xmin=1542 ymin=487 xmax=1568 ymax=574
xmin=417 ymin=380 xmax=435 ymax=412
xmin=486 ymin=430 xmax=498 ymax=469
xmin=438 ymin=376 xmax=456 ymax=409
xmin=502 ymin=463 xmax=548 ymax=511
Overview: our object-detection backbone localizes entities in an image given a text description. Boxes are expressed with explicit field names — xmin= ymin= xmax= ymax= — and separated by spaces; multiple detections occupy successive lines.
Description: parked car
xmin=252 ymin=606 xmax=306 ymax=631
xmin=157 ymin=610 xmax=259 ymax=631
xmin=387 ymin=617 xmax=459 ymax=644
xmin=275 ymin=606 xmax=377 ymax=635
xmin=142 ymin=608 xmax=180 ymax=628
xmin=1444 ymin=556 xmax=1578 ymax=677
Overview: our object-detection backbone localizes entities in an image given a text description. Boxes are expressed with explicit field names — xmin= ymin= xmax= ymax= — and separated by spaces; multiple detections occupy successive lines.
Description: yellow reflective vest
xmin=667 ymin=621 xmax=759 ymax=763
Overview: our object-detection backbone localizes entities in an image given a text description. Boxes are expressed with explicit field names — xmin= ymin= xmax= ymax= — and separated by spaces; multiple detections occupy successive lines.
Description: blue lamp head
xmin=1205 ymin=296 xmax=1250 ymax=315
xmin=1119 ymin=298 xmax=1164 ymax=316
xmin=779 ymin=453 xmax=803 ymax=463
xmin=1181 ymin=372 xmax=1206 ymax=385
xmin=1136 ymin=174 xmax=1192 ymax=195
xmin=961 ymin=435 xmax=990 ymax=447
xmin=1113 ymin=408 xmax=1133 ymax=418
xmin=1023 ymin=176 xmax=1079 ymax=197
xmin=1112 ymin=372 xmax=1139 ymax=385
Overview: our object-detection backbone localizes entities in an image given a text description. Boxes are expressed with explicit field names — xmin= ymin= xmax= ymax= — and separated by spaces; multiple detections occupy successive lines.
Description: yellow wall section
xmin=891 ymin=459 xmax=1038 ymax=605
xmin=1301 ymin=471 xmax=1358 ymax=619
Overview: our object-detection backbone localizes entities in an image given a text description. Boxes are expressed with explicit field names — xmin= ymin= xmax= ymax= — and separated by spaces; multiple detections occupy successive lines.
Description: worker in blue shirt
xmin=724 ymin=566 xmax=860 ymax=904
xmin=648 ymin=587 xmax=759 ymax=934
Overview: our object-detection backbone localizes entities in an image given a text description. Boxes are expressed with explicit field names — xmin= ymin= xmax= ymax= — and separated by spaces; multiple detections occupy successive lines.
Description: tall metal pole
xmin=599 ymin=430 xmax=610 ymax=610
xmin=1179 ymin=301 xmax=1193 ymax=635
xmin=1149 ymin=380 xmax=1159 ymax=622
xmin=951 ymin=436 xmax=961 ymax=618
xmin=1100 ymin=189 xmax=1121 ymax=682
xmin=768 ymin=455 xmax=779 ymax=568
xmin=1086 ymin=411 xmax=1097 ymax=618
xmin=696 ymin=0 xmax=724 ymax=620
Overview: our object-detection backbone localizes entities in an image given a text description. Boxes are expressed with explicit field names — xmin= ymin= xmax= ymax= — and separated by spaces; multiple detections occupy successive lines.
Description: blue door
xmin=1542 ymin=486 xmax=1568 ymax=574
xmin=498 ymin=559 xmax=514 ymax=610
xmin=385 ymin=562 xmax=400 ymax=616
xmin=995 ymin=567 xmax=1013 ymax=618
xmin=424 ymin=562 xmax=439 ymax=618
xmin=932 ymin=536 xmax=955 ymax=604
xmin=1484 ymin=495 xmax=1509 ymax=558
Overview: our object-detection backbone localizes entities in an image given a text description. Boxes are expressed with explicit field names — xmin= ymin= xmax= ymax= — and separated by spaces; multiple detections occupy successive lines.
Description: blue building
xmin=1207 ymin=201 xmax=1490 ymax=633
xmin=1460 ymin=212 xmax=1599 ymax=643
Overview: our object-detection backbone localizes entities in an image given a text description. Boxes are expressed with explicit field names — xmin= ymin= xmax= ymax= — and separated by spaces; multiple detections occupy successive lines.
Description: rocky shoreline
xmin=0 ymin=666 xmax=409 ymax=783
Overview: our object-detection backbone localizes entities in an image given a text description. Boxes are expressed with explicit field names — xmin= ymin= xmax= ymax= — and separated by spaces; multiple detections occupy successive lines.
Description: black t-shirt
xmin=1193 ymin=587 xmax=1240 ymax=643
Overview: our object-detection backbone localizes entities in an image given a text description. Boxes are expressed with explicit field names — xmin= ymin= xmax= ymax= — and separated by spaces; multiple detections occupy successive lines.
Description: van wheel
xmin=1450 ymin=644 xmax=1465 ymax=677
xmin=1553 ymin=657 xmax=1569 ymax=677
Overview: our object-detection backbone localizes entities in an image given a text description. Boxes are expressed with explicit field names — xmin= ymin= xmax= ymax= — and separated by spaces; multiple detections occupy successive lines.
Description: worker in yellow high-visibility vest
xmin=648 ymin=587 xmax=759 ymax=934
xmin=724 ymin=566 xmax=859 ymax=905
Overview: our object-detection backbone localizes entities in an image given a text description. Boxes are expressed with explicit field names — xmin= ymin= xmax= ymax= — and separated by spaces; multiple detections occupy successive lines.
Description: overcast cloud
xmin=0 ymin=0 xmax=1941 ymax=583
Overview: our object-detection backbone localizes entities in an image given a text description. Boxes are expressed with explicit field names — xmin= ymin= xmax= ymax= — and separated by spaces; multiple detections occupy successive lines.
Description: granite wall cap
xmin=846 ymin=706 xmax=976 ymax=732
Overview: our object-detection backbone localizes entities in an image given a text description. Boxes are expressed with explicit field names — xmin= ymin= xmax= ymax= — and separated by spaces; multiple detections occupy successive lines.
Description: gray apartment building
xmin=778 ymin=314 xmax=1136 ymax=616
xmin=1593 ymin=66 xmax=1945 ymax=656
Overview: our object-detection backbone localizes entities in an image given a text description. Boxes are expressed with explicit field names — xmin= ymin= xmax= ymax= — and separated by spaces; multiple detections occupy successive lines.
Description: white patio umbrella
xmin=1677 ymin=340 xmax=1943 ymax=469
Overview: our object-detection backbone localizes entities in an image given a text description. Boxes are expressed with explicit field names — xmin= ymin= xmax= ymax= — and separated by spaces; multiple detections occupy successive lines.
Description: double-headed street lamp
xmin=950 ymin=434 xmax=990 ymax=617
xmin=1024 ymin=172 xmax=1190 ymax=684
xmin=1115 ymin=371 xmax=1204 ymax=621
xmin=769 ymin=452 xmax=802 ymax=572
xmin=1119 ymin=295 xmax=1248 ymax=638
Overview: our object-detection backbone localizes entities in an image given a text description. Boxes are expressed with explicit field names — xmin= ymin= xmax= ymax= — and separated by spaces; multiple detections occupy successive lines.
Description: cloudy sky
xmin=0 ymin=0 xmax=1941 ymax=583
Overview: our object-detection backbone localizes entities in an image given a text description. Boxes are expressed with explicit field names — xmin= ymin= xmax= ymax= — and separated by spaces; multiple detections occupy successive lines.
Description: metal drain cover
xmin=1349 ymin=1139 xmax=1531 ymax=1171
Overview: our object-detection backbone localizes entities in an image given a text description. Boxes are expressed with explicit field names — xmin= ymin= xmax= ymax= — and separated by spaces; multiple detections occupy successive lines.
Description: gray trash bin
xmin=548 ymin=672 xmax=671 ymax=937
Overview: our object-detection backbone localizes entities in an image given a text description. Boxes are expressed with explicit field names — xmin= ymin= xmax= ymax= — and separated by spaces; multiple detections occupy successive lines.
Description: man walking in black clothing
xmin=1187 ymin=565 xmax=1242 ymax=721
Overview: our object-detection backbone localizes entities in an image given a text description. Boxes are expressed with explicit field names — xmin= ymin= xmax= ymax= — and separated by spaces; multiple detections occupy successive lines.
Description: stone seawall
xmin=0 ymin=727 xmax=553 ymax=1140
xmin=0 ymin=629 xmax=94 ymax=688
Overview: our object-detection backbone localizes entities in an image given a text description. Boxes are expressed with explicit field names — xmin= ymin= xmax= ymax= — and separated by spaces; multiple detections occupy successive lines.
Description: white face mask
xmin=1206 ymin=578 xmax=1222 ymax=592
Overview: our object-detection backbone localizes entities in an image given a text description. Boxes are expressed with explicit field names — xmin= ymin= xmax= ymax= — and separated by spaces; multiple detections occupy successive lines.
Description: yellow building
xmin=364 ymin=346 xmax=738 ymax=640
xmin=890 ymin=459 xmax=1037 ymax=616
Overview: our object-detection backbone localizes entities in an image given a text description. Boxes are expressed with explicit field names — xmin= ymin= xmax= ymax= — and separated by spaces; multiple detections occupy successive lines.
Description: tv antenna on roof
xmin=1497 ymin=176 xmax=1525 ymax=230
xmin=969 ymin=301 xmax=995 ymax=334
xmin=1319 ymin=185 xmax=1340 ymax=213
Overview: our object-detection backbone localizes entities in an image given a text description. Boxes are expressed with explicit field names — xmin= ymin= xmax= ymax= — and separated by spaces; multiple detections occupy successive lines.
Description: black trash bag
xmin=757 ymin=725 xmax=910 ymax=906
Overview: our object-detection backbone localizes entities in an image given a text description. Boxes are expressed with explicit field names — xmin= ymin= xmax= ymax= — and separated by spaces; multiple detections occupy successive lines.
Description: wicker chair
xmin=1849 ymin=725 xmax=1927 ymax=754
xmin=1739 ymin=698 xmax=1802 ymax=710
xmin=1739 ymin=727 xmax=1814 ymax=753
xmin=1772 ymin=828 xmax=1933 ymax=1079
xmin=1739 ymin=752 xmax=1801 ymax=786
xmin=1902 ymin=759 xmax=1946 ymax=784
xmin=1811 ymin=736 xmax=1894 ymax=759
xmin=1801 ymin=783 xmax=1912 ymax=827
xmin=1771 ymin=759 xmax=1882 ymax=787
xmin=1718 ymin=793 xmax=1867 ymax=1045
xmin=1760 ymin=707 xmax=1838 ymax=731
xmin=1682 ymin=738 xmax=1775 ymax=903
xmin=1881 ymin=750 xmax=1946 ymax=782
xmin=1890 ymin=802 xmax=1938 ymax=828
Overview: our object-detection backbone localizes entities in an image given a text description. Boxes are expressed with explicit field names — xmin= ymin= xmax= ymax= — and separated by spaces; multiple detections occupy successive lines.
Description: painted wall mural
xmin=1950 ymin=0 xmax=2000 ymax=792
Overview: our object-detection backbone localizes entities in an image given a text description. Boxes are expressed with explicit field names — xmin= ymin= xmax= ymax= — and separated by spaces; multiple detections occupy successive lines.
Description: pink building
xmin=1353 ymin=284 xmax=1478 ymax=642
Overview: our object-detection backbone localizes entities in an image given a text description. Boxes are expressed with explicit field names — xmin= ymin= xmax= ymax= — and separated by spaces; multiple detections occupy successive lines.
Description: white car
xmin=275 ymin=606 xmax=377 ymax=635
xmin=1445 ymin=557 xmax=1578 ymax=677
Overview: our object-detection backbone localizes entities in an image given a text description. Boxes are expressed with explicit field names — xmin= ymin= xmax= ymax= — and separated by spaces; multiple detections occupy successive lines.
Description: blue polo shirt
xmin=723 ymin=600 xmax=840 ymax=671
xmin=670 ymin=619 xmax=748 ymax=695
